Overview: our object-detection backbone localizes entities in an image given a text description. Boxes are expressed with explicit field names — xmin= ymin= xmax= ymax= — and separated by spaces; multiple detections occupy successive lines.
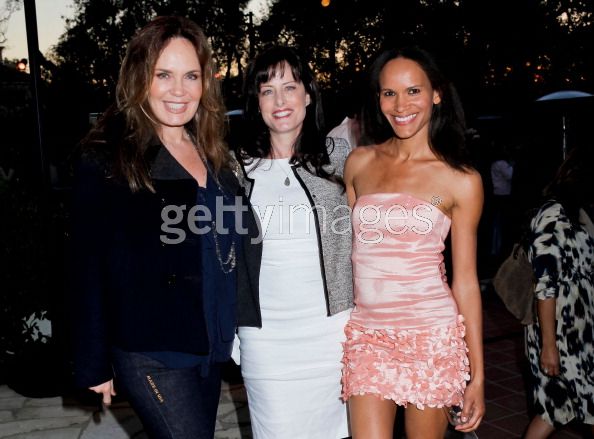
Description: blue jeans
xmin=111 ymin=348 xmax=221 ymax=439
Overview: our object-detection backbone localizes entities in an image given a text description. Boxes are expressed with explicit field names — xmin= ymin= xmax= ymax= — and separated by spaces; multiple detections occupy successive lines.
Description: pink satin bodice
xmin=350 ymin=193 xmax=459 ymax=330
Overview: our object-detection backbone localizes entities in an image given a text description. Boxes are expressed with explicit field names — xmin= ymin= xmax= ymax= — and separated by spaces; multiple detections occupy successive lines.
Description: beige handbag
xmin=492 ymin=243 xmax=536 ymax=325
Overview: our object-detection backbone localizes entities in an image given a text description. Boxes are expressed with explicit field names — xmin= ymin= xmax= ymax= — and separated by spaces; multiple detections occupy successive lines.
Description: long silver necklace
xmin=211 ymin=221 xmax=236 ymax=274
xmin=192 ymin=136 xmax=237 ymax=274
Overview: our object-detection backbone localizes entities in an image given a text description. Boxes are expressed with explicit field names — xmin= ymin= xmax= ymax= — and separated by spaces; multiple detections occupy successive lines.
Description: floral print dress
xmin=525 ymin=200 xmax=594 ymax=427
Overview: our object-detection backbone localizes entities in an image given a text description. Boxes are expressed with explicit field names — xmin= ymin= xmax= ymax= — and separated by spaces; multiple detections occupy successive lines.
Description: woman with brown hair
xmin=70 ymin=16 xmax=256 ymax=438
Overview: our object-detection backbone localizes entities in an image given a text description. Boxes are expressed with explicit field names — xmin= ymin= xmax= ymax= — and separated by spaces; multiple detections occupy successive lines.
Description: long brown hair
xmin=87 ymin=16 xmax=227 ymax=192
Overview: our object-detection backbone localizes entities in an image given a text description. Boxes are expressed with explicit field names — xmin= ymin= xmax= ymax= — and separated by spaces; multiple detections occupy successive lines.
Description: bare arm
xmin=537 ymin=298 xmax=560 ymax=376
xmin=529 ymin=202 xmax=567 ymax=377
xmin=449 ymin=170 xmax=485 ymax=432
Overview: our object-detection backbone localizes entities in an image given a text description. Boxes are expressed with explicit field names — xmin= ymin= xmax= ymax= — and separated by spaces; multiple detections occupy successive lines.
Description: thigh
xmin=349 ymin=394 xmax=397 ymax=439
xmin=112 ymin=349 xmax=221 ymax=439
xmin=404 ymin=405 xmax=448 ymax=439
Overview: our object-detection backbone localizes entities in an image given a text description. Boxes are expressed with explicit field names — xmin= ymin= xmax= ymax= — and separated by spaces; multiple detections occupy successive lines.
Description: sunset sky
xmin=3 ymin=0 xmax=74 ymax=60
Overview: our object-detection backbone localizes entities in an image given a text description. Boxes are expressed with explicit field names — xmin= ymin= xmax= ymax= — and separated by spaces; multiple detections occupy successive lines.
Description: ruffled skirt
xmin=341 ymin=315 xmax=470 ymax=409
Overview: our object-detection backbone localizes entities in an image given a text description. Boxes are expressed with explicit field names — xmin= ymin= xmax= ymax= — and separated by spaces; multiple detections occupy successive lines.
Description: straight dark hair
xmin=363 ymin=46 xmax=471 ymax=172
xmin=240 ymin=46 xmax=340 ymax=184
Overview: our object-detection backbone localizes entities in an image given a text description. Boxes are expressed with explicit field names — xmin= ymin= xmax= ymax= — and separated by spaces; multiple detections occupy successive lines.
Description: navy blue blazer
xmin=70 ymin=144 xmax=258 ymax=388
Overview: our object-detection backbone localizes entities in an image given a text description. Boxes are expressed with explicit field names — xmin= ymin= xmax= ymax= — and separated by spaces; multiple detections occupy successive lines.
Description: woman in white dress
xmin=233 ymin=46 xmax=353 ymax=439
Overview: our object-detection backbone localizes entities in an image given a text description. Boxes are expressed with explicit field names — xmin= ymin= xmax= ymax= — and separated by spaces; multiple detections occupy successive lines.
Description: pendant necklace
xmin=270 ymin=143 xmax=292 ymax=186
xmin=191 ymin=135 xmax=237 ymax=274
xmin=275 ymin=158 xmax=292 ymax=187
xmin=281 ymin=164 xmax=291 ymax=186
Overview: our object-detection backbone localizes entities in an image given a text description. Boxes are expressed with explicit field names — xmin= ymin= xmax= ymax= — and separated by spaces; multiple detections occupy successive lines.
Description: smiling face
xmin=257 ymin=62 xmax=311 ymax=141
xmin=379 ymin=57 xmax=441 ymax=142
xmin=147 ymin=37 xmax=202 ymax=130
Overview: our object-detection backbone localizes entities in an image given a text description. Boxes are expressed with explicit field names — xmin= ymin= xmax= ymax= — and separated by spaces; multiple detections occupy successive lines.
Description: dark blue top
xmin=144 ymin=167 xmax=239 ymax=376
xmin=71 ymin=143 xmax=256 ymax=389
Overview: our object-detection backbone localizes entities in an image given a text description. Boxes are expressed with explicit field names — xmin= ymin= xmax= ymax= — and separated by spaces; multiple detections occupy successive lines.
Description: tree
xmin=255 ymin=0 xmax=469 ymax=121
xmin=52 ymin=0 xmax=249 ymax=107
xmin=51 ymin=0 xmax=592 ymax=115
xmin=0 ymin=0 xmax=21 ymax=46
xmin=539 ymin=0 xmax=593 ymax=91
xmin=255 ymin=0 xmax=592 ymax=119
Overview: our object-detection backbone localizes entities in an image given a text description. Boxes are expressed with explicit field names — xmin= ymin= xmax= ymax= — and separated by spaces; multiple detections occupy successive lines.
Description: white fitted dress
xmin=236 ymin=158 xmax=350 ymax=439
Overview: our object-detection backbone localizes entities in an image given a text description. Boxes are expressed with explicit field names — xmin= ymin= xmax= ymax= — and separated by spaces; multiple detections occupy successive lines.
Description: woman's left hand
xmin=455 ymin=379 xmax=485 ymax=432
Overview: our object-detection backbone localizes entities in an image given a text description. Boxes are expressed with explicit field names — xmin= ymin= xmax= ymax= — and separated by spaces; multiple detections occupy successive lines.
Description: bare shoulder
xmin=347 ymin=144 xmax=376 ymax=162
xmin=344 ymin=145 xmax=377 ymax=175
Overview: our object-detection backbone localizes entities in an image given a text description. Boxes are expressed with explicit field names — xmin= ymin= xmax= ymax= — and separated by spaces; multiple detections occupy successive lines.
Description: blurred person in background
xmin=489 ymin=142 xmax=514 ymax=258
xmin=524 ymin=144 xmax=594 ymax=439
xmin=327 ymin=77 xmax=365 ymax=150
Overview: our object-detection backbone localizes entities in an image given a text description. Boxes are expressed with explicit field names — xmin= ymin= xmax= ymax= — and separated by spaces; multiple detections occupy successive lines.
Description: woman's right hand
xmin=89 ymin=379 xmax=116 ymax=405
xmin=537 ymin=298 xmax=560 ymax=377
xmin=540 ymin=345 xmax=561 ymax=376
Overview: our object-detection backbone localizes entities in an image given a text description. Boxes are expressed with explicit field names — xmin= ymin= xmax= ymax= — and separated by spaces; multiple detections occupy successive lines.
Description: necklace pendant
xmin=284 ymin=176 xmax=290 ymax=186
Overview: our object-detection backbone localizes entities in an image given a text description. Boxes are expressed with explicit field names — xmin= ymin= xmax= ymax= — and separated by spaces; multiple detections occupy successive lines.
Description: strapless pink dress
xmin=342 ymin=193 xmax=470 ymax=409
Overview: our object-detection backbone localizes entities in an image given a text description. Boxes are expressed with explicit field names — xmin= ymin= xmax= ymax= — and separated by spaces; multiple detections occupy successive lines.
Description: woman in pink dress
xmin=342 ymin=46 xmax=485 ymax=438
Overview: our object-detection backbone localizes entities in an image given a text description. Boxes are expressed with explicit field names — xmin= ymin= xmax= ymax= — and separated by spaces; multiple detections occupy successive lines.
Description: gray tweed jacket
xmin=233 ymin=138 xmax=354 ymax=327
